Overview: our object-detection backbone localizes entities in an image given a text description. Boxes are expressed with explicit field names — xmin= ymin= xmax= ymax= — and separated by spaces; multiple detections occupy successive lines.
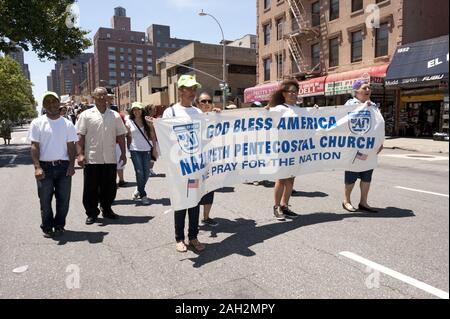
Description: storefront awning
xmin=299 ymin=76 xmax=327 ymax=97
xmin=385 ymin=35 xmax=449 ymax=87
xmin=244 ymin=82 xmax=280 ymax=103
xmin=325 ymin=64 xmax=389 ymax=96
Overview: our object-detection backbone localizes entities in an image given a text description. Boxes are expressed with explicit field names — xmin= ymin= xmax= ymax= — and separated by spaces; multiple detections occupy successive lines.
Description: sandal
xmin=176 ymin=241 xmax=187 ymax=253
xmin=188 ymin=239 xmax=206 ymax=252
xmin=342 ymin=202 xmax=357 ymax=212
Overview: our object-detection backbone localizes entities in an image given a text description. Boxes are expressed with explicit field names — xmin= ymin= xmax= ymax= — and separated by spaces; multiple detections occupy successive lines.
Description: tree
xmin=0 ymin=56 xmax=36 ymax=121
xmin=0 ymin=0 xmax=91 ymax=60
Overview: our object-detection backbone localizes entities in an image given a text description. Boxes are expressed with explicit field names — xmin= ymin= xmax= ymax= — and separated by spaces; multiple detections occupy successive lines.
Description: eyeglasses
xmin=284 ymin=90 xmax=298 ymax=94
xmin=200 ymin=100 xmax=212 ymax=104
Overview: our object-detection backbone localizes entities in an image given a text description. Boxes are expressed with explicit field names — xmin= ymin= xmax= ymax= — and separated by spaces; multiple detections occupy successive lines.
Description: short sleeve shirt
xmin=162 ymin=103 xmax=203 ymax=119
xmin=270 ymin=103 xmax=300 ymax=117
xmin=28 ymin=116 xmax=78 ymax=161
xmin=76 ymin=107 xmax=127 ymax=164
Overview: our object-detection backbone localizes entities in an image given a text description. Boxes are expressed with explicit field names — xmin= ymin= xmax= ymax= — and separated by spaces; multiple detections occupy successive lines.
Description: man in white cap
xmin=29 ymin=91 xmax=78 ymax=238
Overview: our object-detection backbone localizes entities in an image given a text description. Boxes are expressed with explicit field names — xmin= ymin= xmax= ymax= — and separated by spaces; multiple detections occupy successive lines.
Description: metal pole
xmin=200 ymin=11 xmax=227 ymax=110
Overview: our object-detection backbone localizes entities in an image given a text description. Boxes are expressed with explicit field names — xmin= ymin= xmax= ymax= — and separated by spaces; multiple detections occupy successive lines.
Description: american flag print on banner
xmin=186 ymin=179 xmax=199 ymax=198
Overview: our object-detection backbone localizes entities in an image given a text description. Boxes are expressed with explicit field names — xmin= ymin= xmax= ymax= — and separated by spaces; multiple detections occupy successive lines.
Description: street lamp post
xmin=199 ymin=10 xmax=227 ymax=110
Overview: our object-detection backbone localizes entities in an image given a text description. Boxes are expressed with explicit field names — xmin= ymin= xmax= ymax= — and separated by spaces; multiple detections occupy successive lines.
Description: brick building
xmin=85 ymin=7 xmax=197 ymax=97
xmin=246 ymin=0 xmax=448 ymax=135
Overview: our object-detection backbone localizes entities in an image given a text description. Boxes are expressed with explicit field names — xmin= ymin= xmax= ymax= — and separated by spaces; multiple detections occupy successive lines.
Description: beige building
xmin=247 ymin=0 xmax=448 ymax=135
xmin=156 ymin=41 xmax=256 ymax=107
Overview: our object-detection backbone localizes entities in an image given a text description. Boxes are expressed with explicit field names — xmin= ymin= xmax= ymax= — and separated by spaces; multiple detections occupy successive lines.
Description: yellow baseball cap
xmin=177 ymin=75 xmax=202 ymax=89
xmin=42 ymin=91 xmax=60 ymax=103
xmin=131 ymin=102 xmax=145 ymax=110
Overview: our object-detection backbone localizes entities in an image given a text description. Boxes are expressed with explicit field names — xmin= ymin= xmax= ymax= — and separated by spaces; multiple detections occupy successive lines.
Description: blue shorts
xmin=345 ymin=170 xmax=374 ymax=185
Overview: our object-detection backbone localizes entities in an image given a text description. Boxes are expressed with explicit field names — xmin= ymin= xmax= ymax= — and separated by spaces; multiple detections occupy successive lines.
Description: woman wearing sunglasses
xmin=195 ymin=92 xmax=219 ymax=227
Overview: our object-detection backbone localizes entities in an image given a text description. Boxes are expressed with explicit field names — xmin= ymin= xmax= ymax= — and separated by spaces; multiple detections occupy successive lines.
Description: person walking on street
xmin=126 ymin=102 xmax=158 ymax=205
xmin=28 ymin=92 xmax=78 ymax=238
xmin=162 ymin=75 xmax=220 ymax=253
xmin=1 ymin=119 xmax=12 ymax=145
xmin=76 ymin=87 xmax=128 ymax=225
xmin=342 ymin=80 xmax=384 ymax=213
xmin=196 ymin=92 xmax=219 ymax=227
xmin=268 ymin=80 xmax=301 ymax=221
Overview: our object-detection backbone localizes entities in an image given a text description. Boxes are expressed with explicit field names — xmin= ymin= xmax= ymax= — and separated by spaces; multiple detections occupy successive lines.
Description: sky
xmin=24 ymin=0 xmax=257 ymax=109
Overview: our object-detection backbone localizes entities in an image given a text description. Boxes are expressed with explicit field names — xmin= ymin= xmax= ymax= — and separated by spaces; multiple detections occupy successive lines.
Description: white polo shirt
xmin=76 ymin=107 xmax=127 ymax=164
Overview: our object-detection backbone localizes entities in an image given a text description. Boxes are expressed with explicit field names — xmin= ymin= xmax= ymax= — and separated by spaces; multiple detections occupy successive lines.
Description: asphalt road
xmin=0 ymin=126 xmax=448 ymax=299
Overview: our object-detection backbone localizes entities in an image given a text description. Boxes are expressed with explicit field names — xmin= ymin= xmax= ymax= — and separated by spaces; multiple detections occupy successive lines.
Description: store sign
xmin=325 ymin=79 xmax=359 ymax=96
xmin=299 ymin=81 xmax=325 ymax=97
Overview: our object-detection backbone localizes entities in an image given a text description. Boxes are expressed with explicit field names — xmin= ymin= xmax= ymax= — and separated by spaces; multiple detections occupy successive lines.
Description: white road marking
xmin=395 ymin=186 xmax=449 ymax=198
xmin=340 ymin=251 xmax=449 ymax=299
xmin=9 ymin=155 xmax=17 ymax=164
xmin=0 ymin=154 xmax=17 ymax=165
xmin=381 ymin=154 xmax=449 ymax=162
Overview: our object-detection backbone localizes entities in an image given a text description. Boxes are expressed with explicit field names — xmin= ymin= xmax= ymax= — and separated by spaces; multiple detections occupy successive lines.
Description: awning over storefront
xmin=386 ymin=35 xmax=449 ymax=87
xmin=299 ymin=76 xmax=326 ymax=97
xmin=325 ymin=64 xmax=389 ymax=96
xmin=244 ymin=82 xmax=280 ymax=103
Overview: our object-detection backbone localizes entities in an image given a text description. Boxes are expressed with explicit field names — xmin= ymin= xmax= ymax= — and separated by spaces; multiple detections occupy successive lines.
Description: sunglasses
xmin=200 ymin=100 xmax=213 ymax=104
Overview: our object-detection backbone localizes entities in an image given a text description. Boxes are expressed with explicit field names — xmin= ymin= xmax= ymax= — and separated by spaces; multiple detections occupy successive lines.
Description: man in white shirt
xmin=162 ymin=75 xmax=220 ymax=253
xmin=76 ymin=87 xmax=127 ymax=225
xmin=29 ymin=92 xmax=78 ymax=238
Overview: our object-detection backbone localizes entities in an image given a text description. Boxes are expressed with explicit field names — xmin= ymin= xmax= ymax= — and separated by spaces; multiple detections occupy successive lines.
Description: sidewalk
xmin=384 ymin=137 xmax=449 ymax=154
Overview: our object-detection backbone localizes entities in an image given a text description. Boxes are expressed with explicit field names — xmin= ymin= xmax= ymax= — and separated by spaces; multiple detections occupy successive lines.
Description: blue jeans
xmin=37 ymin=161 xmax=72 ymax=231
xmin=130 ymin=151 xmax=151 ymax=198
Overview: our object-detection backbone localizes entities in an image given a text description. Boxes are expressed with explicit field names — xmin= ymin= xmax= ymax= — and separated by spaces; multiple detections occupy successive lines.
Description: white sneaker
xmin=149 ymin=169 xmax=157 ymax=177
xmin=141 ymin=196 xmax=151 ymax=205
xmin=132 ymin=190 xmax=140 ymax=201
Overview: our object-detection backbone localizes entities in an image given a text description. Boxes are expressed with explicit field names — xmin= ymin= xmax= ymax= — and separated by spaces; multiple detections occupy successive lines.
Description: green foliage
xmin=0 ymin=0 xmax=91 ymax=60
xmin=0 ymin=56 xmax=36 ymax=121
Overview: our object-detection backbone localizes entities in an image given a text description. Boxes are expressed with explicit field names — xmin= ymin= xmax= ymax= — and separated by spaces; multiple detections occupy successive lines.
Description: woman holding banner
xmin=342 ymin=80 xmax=384 ymax=213
xmin=268 ymin=80 xmax=301 ymax=221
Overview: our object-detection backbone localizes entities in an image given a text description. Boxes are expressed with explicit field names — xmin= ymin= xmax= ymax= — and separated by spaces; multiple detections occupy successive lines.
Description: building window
xmin=165 ymin=43 xmax=169 ymax=48
xmin=264 ymin=0 xmax=271 ymax=10
xmin=136 ymin=57 xmax=143 ymax=63
xmin=106 ymin=33 xmax=111 ymax=39
xmin=108 ymin=63 xmax=116 ymax=69
xmin=148 ymin=66 xmax=153 ymax=71
xmin=329 ymin=37 xmax=339 ymax=67
xmin=157 ymin=42 xmax=161 ymax=47
xmin=263 ymin=24 xmax=271 ymax=45
xmin=108 ymin=47 xmax=116 ymax=53
xmin=311 ymin=1 xmax=321 ymax=27
xmin=120 ymin=72 xmax=125 ymax=77
xmin=375 ymin=22 xmax=389 ymax=57
xmin=276 ymin=53 xmax=283 ymax=79
xmin=147 ymin=58 xmax=153 ymax=64
xmin=120 ymin=48 xmax=124 ymax=53
xmin=329 ymin=0 xmax=339 ymax=21
xmin=351 ymin=30 xmax=363 ymax=62
xmin=120 ymin=56 xmax=125 ymax=62
xmin=351 ymin=0 xmax=363 ymax=12
xmin=108 ymin=55 xmax=116 ymax=61
xmin=109 ymin=79 xmax=117 ymax=85
xmin=136 ymin=49 xmax=143 ymax=55
xmin=128 ymin=48 xmax=132 ymax=54
xmin=120 ymin=64 xmax=125 ymax=69
xmin=172 ymin=43 xmax=177 ymax=48
xmin=263 ymin=57 xmax=271 ymax=81
xmin=147 ymin=50 xmax=153 ymax=55
xmin=311 ymin=43 xmax=320 ymax=70
xmin=276 ymin=18 xmax=284 ymax=40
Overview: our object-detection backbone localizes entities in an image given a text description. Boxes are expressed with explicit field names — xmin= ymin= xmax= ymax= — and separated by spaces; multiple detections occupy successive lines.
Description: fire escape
xmin=285 ymin=0 xmax=327 ymax=77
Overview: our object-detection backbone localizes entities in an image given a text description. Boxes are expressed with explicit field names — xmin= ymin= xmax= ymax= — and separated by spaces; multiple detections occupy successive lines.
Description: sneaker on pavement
xmin=54 ymin=227 xmax=66 ymax=237
xmin=85 ymin=217 xmax=97 ymax=225
xmin=176 ymin=241 xmax=187 ymax=253
xmin=42 ymin=229 xmax=54 ymax=238
xmin=273 ymin=206 xmax=286 ymax=221
xmin=141 ymin=196 xmax=151 ymax=206
xmin=202 ymin=218 xmax=219 ymax=227
xmin=132 ymin=190 xmax=140 ymax=201
xmin=188 ymin=239 xmax=206 ymax=252
xmin=281 ymin=206 xmax=299 ymax=218
xmin=149 ymin=169 xmax=157 ymax=177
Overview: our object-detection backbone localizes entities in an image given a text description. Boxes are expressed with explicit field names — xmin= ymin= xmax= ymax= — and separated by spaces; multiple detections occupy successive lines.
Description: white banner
xmin=154 ymin=105 xmax=385 ymax=211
